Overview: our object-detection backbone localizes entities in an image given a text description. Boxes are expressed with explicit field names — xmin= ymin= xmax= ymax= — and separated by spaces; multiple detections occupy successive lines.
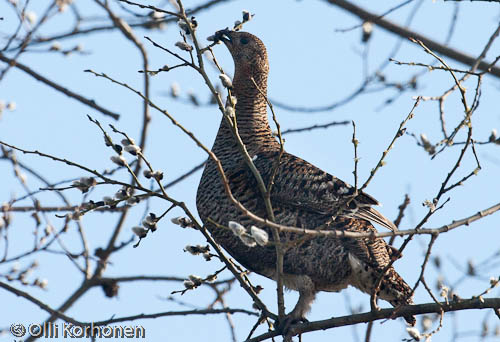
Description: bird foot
xmin=276 ymin=314 xmax=308 ymax=341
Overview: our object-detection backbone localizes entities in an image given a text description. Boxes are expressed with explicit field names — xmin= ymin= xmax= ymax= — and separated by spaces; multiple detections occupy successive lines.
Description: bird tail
xmin=353 ymin=206 xmax=399 ymax=232
xmin=348 ymin=254 xmax=415 ymax=325
xmin=380 ymin=268 xmax=416 ymax=326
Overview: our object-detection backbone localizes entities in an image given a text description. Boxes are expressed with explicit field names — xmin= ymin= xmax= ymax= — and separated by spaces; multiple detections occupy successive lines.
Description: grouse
xmin=196 ymin=29 xmax=415 ymax=326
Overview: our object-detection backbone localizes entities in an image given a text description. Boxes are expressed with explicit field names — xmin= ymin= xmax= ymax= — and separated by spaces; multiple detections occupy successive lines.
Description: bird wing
xmin=333 ymin=217 xmax=392 ymax=268
xmin=253 ymin=150 xmax=398 ymax=232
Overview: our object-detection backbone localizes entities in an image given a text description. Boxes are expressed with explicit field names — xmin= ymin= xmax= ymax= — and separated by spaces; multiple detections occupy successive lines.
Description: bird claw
xmin=276 ymin=314 xmax=308 ymax=340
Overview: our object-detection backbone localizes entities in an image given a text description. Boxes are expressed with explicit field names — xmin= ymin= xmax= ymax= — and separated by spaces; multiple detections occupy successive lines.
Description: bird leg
xmin=277 ymin=288 xmax=315 ymax=339
xmin=289 ymin=288 xmax=315 ymax=321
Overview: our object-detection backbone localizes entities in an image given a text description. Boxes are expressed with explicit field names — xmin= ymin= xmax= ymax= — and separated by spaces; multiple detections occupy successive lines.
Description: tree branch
xmin=0 ymin=52 xmax=120 ymax=119
xmin=248 ymin=298 xmax=500 ymax=341
xmin=326 ymin=0 xmax=500 ymax=78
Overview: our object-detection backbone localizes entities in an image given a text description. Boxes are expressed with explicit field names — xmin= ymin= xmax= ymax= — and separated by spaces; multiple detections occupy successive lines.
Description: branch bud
xmin=250 ymin=226 xmax=269 ymax=246
xmin=219 ymin=73 xmax=233 ymax=89
xmin=228 ymin=221 xmax=245 ymax=236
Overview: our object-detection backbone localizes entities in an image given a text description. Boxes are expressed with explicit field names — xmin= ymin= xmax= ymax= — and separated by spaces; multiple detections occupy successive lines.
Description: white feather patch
xmin=348 ymin=253 xmax=372 ymax=292
xmin=348 ymin=253 xmax=363 ymax=273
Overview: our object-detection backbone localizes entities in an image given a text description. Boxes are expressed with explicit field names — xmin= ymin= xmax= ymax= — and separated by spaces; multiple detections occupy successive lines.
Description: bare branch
xmin=0 ymin=52 xmax=120 ymax=119
xmin=248 ymin=298 xmax=500 ymax=342
xmin=326 ymin=0 xmax=500 ymax=78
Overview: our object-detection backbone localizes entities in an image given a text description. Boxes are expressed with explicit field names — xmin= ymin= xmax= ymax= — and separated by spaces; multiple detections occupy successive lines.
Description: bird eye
xmin=240 ymin=37 xmax=249 ymax=45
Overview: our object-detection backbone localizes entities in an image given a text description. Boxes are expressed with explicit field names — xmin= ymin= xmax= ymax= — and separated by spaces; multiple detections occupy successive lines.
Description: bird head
xmin=213 ymin=29 xmax=269 ymax=78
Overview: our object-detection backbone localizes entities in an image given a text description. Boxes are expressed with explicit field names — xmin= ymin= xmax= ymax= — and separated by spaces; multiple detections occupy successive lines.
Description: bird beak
xmin=214 ymin=28 xmax=233 ymax=46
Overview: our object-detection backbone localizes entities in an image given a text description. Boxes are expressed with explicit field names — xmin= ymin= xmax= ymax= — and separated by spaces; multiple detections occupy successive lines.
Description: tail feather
xmin=348 ymin=253 xmax=415 ymax=325
xmin=381 ymin=268 xmax=416 ymax=326
xmin=353 ymin=206 xmax=399 ymax=232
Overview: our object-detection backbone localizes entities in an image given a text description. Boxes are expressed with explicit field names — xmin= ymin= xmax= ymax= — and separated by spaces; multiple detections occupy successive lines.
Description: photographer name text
xmin=10 ymin=322 xmax=145 ymax=339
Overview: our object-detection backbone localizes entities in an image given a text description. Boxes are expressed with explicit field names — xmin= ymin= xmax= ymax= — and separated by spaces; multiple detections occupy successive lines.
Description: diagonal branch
xmin=0 ymin=52 xmax=120 ymax=119
xmin=325 ymin=0 xmax=500 ymax=78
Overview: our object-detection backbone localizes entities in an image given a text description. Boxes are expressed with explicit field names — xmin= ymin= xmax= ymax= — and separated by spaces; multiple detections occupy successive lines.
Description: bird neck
xmin=233 ymin=70 xmax=272 ymax=138
xmin=213 ymin=71 xmax=278 ymax=156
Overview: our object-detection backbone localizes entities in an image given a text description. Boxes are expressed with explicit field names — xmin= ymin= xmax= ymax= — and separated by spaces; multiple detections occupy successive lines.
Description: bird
xmin=196 ymin=29 xmax=415 ymax=329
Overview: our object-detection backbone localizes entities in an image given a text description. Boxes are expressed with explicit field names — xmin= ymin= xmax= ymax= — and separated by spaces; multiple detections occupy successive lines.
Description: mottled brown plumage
xmin=196 ymin=30 xmax=415 ymax=326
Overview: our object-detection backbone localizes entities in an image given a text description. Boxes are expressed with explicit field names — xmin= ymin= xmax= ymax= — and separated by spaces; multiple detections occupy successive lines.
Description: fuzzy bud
xmin=184 ymin=244 xmax=210 ymax=255
xmin=422 ymin=199 xmax=436 ymax=212
xmin=124 ymin=144 xmax=141 ymax=156
xmin=175 ymin=41 xmax=193 ymax=52
xmin=72 ymin=177 xmax=96 ymax=193
xmin=406 ymin=327 xmax=421 ymax=341
xmin=44 ymin=224 xmax=54 ymax=236
xmin=440 ymin=285 xmax=449 ymax=299
xmin=103 ymin=196 xmax=114 ymax=205
xmin=25 ymin=11 xmax=37 ymax=25
xmin=239 ymin=234 xmax=256 ymax=248
xmin=177 ymin=17 xmax=197 ymax=34
xmin=82 ymin=177 xmax=96 ymax=187
xmin=146 ymin=11 xmax=166 ymax=30
xmin=39 ymin=278 xmax=48 ymax=289
xmin=489 ymin=129 xmax=497 ymax=142
xmin=142 ymin=213 xmax=157 ymax=231
xmin=50 ymin=42 xmax=62 ymax=51
xmin=361 ymin=21 xmax=373 ymax=43
xmin=242 ymin=10 xmax=252 ymax=22
xmin=132 ymin=226 xmax=148 ymax=238
xmin=203 ymin=252 xmax=212 ymax=261
xmin=115 ymin=186 xmax=132 ymax=200
xmin=121 ymin=138 xmax=135 ymax=146
xmin=190 ymin=17 xmax=198 ymax=29
xmin=143 ymin=170 xmax=163 ymax=180
xmin=183 ymin=280 xmax=195 ymax=289
xmin=250 ymin=226 xmax=269 ymax=246
xmin=228 ymin=221 xmax=246 ymax=236
xmin=177 ymin=19 xmax=189 ymax=33
xmin=184 ymin=245 xmax=199 ymax=255
xmin=6 ymin=102 xmax=16 ymax=111
xmin=219 ymin=73 xmax=232 ymax=88
xmin=171 ymin=216 xmax=193 ymax=228
xmin=420 ymin=133 xmax=436 ymax=154
xmin=112 ymin=143 xmax=123 ymax=154
xmin=224 ymin=106 xmax=235 ymax=118
xmin=170 ymin=82 xmax=180 ymax=98
xmin=152 ymin=171 xmax=164 ymax=180
xmin=110 ymin=155 xmax=126 ymax=166
xmin=421 ymin=315 xmax=432 ymax=332
xmin=188 ymin=274 xmax=203 ymax=286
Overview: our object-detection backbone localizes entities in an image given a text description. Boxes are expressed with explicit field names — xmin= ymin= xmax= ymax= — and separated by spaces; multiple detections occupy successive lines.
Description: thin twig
xmin=0 ymin=52 xmax=120 ymax=120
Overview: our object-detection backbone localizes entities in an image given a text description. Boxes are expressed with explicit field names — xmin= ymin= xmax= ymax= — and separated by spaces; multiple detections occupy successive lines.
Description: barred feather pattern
xmin=196 ymin=30 xmax=415 ymax=325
